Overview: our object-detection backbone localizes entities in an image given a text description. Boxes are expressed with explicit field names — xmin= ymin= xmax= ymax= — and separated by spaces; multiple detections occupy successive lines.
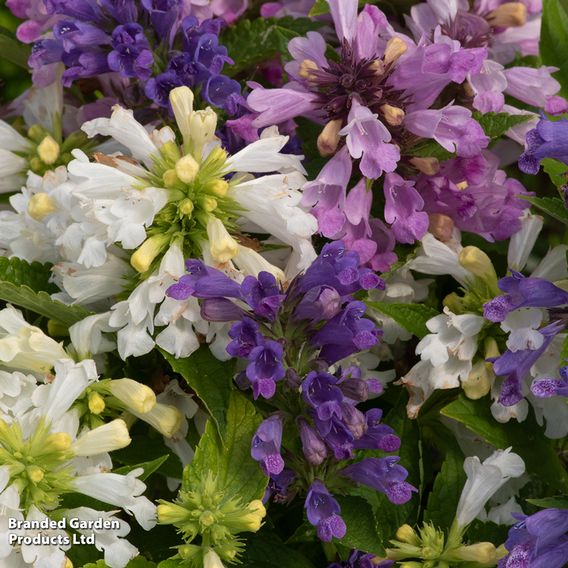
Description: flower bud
xmin=428 ymin=213 xmax=454 ymax=242
xmin=207 ymin=217 xmax=239 ymax=263
xmin=396 ymin=524 xmax=421 ymax=546
xmin=28 ymin=192 xmax=56 ymax=220
xmin=134 ymin=402 xmax=184 ymax=437
xmin=130 ymin=234 xmax=170 ymax=273
xmin=233 ymin=245 xmax=285 ymax=282
xmin=28 ymin=124 xmax=46 ymax=142
xmin=446 ymin=542 xmax=497 ymax=564
xmin=46 ymin=432 xmax=72 ymax=452
xmin=87 ymin=392 xmax=105 ymax=415
xmin=179 ymin=198 xmax=194 ymax=217
xmin=162 ymin=169 xmax=180 ymax=188
xmin=208 ymin=179 xmax=229 ymax=197
xmin=64 ymin=559 xmax=73 ymax=568
xmin=299 ymin=59 xmax=318 ymax=80
xmin=27 ymin=465 xmax=45 ymax=483
xmin=317 ymin=119 xmax=342 ymax=156
xmin=410 ymin=156 xmax=440 ymax=176
xmin=175 ymin=154 xmax=200 ymax=184
xmin=169 ymin=86 xmax=194 ymax=145
xmin=202 ymin=196 xmax=218 ymax=212
xmin=157 ymin=502 xmax=191 ymax=525
xmin=462 ymin=360 xmax=493 ymax=400
xmin=486 ymin=2 xmax=527 ymax=27
xmin=298 ymin=419 xmax=327 ymax=465
xmin=458 ymin=246 xmax=498 ymax=285
xmin=384 ymin=37 xmax=408 ymax=65
xmin=72 ymin=419 xmax=131 ymax=456
xmin=380 ymin=104 xmax=405 ymax=126
xmin=189 ymin=108 xmax=218 ymax=158
xmin=177 ymin=544 xmax=201 ymax=560
xmin=108 ymin=378 xmax=157 ymax=413
xmin=204 ymin=550 xmax=225 ymax=568
xmin=37 ymin=135 xmax=60 ymax=165
xmin=238 ymin=500 xmax=266 ymax=532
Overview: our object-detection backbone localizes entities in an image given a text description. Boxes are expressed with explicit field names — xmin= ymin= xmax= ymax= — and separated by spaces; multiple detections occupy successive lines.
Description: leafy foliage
xmin=523 ymin=196 xmax=568 ymax=224
xmin=367 ymin=301 xmax=439 ymax=339
xmin=473 ymin=112 xmax=532 ymax=138
xmin=541 ymin=0 xmax=568 ymax=97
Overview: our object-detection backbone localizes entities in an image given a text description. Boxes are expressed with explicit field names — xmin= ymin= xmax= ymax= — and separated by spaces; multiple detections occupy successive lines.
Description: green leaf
xmin=541 ymin=0 xmax=568 ymax=98
xmin=114 ymin=455 xmax=170 ymax=480
xmin=0 ymin=26 xmax=31 ymax=68
xmin=245 ymin=533 xmax=316 ymax=568
xmin=157 ymin=560 xmax=182 ymax=568
xmin=336 ymin=496 xmax=384 ymax=556
xmin=366 ymin=302 xmax=439 ymax=339
xmin=526 ymin=496 xmax=568 ymax=509
xmin=161 ymin=347 xmax=234 ymax=441
xmin=0 ymin=256 xmax=57 ymax=293
xmin=308 ymin=0 xmax=329 ymax=16
xmin=542 ymin=158 xmax=568 ymax=189
xmin=441 ymin=395 xmax=568 ymax=492
xmin=185 ymin=392 xmax=267 ymax=503
xmin=222 ymin=17 xmax=323 ymax=77
xmin=0 ymin=282 xmax=91 ymax=327
xmin=473 ymin=112 xmax=532 ymax=138
xmin=523 ymin=196 xmax=568 ymax=224
xmin=406 ymin=140 xmax=454 ymax=161
xmin=424 ymin=443 xmax=466 ymax=530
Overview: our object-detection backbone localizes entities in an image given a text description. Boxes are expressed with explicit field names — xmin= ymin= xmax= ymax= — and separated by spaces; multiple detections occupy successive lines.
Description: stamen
xmin=317 ymin=119 xmax=343 ymax=156
xmin=486 ymin=2 xmax=527 ymax=28
xmin=380 ymin=104 xmax=405 ymax=126
xmin=383 ymin=38 xmax=408 ymax=66
xmin=299 ymin=59 xmax=319 ymax=80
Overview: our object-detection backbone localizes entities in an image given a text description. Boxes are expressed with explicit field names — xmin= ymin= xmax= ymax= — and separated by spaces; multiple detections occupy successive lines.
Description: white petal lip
xmin=0 ymin=121 xmax=33 ymax=153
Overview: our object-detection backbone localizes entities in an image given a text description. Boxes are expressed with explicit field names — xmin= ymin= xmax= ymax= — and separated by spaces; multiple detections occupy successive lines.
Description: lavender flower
xmin=304 ymin=480 xmax=347 ymax=542
xmin=499 ymin=508 xmax=568 ymax=568
xmin=531 ymin=365 xmax=568 ymax=398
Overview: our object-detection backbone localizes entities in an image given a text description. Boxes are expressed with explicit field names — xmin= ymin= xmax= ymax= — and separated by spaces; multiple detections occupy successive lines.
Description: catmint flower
xmin=251 ymin=416 xmax=285 ymax=476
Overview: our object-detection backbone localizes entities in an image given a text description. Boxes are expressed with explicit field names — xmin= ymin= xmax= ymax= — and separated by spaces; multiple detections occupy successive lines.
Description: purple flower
xmin=491 ymin=321 xmax=565 ymax=406
xmin=383 ymin=173 xmax=429 ymax=244
xmin=227 ymin=317 xmax=262 ymax=358
xmin=354 ymin=409 xmax=400 ymax=452
xmin=166 ymin=260 xmax=242 ymax=300
xmin=405 ymin=105 xmax=489 ymax=158
xmin=302 ymin=371 xmax=344 ymax=421
xmin=304 ymin=480 xmax=347 ymax=542
xmin=499 ymin=508 xmax=568 ymax=568
xmin=531 ymin=366 xmax=568 ymax=399
xmin=313 ymin=301 xmax=381 ymax=364
xmin=141 ymin=0 xmax=180 ymax=40
xmin=519 ymin=116 xmax=568 ymax=174
xmin=315 ymin=415 xmax=355 ymax=460
xmin=483 ymin=272 xmax=568 ymax=323
xmin=340 ymin=457 xmax=416 ymax=505
xmin=294 ymin=286 xmax=343 ymax=322
xmin=241 ymin=272 xmax=285 ymax=321
xmin=108 ymin=23 xmax=154 ymax=80
xmin=251 ymin=415 xmax=285 ymax=476
xmin=264 ymin=468 xmax=296 ymax=504
xmin=246 ymin=339 xmax=286 ymax=399
xmin=328 ymin=550 xmax=392 ymax=568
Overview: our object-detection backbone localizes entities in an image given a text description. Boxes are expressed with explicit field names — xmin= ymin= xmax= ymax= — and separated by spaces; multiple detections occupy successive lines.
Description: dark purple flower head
xmin=341 ymin=456 xmax=416 ymax=505
xmin=484 ymin=272 xmax=568 ymax=322
xmin=241 ymin=272 xmax=285 ymax=321
xmin=108 ymin=23 xmax=153 ymax=80
xmin=246 ymin=339 xmax=286 ymax=399
xmin=251 ymin=415 xmax=285 ymax=477
xmin=304 ymin=480 xmax=347 ymax=542
xmin=520 ymin=117 xmax=568 ymax=174
xmin=227 ymin=317 xmax=262 ymax=358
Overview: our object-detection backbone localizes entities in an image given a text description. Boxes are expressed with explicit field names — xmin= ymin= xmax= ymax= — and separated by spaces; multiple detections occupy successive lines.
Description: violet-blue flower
xmin=304 ymin=480 xmax=347 ymax=542
xmin=519 ymin=116 xmax=568 ymax=174
xmin=246 ymin=339 xmax=286 ymax=400
xmin=531 ymin=365 xmax=568 ymax=399
xmin=251 ymin=415 xmax=285 ymax=476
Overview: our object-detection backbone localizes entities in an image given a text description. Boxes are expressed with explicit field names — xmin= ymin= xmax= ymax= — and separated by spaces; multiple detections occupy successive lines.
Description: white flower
xmin=507 ymin=212 xmax=544 ymax=272
xmin=456 ymin=448 xmax=525 ymax=528
xmin=0 ymin=305 xmax=68 ymax=374
xmin=204 ymin=549 xmax=226 ymax=568
xmin=501 ymin=308 xmax=545 ymax=352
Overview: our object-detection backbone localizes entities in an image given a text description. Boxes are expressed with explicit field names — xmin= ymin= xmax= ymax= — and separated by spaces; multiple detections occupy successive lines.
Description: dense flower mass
xmin=1 ymin=0 xmax=568 ymax=567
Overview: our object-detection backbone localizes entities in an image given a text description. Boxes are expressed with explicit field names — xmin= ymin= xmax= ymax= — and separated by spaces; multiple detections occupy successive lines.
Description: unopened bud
xmin=448 ymin=542 xmax=497 ymax=564
xmin=384 ymin=37 xmax=408 ymax=65
xmin=410 ymin=156 xmax=440 ymax=176
xmin=64 ymin=559 xmax=73 ymax=568
xmin=177 ymin=544 xmax=201 ymax=560
xmin=395 ymin=524 xmax=421 ymax=546
xmin=135 ymin=402 xmax=183 ymax=437
xmin=130 ymin=234 xmax=169 ymax=274
xmin=46 ymin=432 xmax=72 ymax=452
xmin=299 ymin=59 xmax=319 ymax=80
xmin=202 ymin=196 xmax=218 ymax=212
xmin=484 ymin=337 xmax=500 ymax=359
xmin=162 ymin=169 xmax=180 ymax=188
xmin=175 ymin=154 xmax=200 ymax=184
xmin=157 ymin=502 xmax=191 ymax=525
xmin=238 ymin=500 xmax=266 ymax=532
xmin=37 ymin=135 xmax=60 ymax=165
xmin=459 ymin=246 xmax=498 ymax=284
xmin=208 ymin=179 xmax=229 ymax=197
xmin=169 ymin=86 xmax=194 ymax=144
xmin=429 ymin=213 xmax=454 ymax=242
xmin=199 ymin=510 xmax=216 ymax=527
xmin=380 ymin=104 xmax=405 ymax=126
xmin=204 ymin=550 xmax=226 ymax=568
xmin=108 ymin=378 xmax=156 ymax=413
xmin=28 ymin=192 xmax=56 ymax=220
xmin=28 ymin=465 xmax=45 ymax=483
xmin=317 ymin=119 xmax=342 ymax=156
xmin=486 ymin=2 xmax=527 ymax=27
xmin=88 ymin=391 xmax=106 ymax=415
xmin=462 ymin=360 xmax=493 ymax=400
xmin=207 ymin=217 xmax=239 ymax=263
xmin=179 ymin=198 xmax=194 ymax=216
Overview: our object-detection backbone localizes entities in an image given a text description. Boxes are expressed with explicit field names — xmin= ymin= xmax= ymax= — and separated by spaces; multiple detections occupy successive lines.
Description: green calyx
xmin=0 ymin=418 xmax=74 ymax=513
xmin=157 ymin=472 xmax=266 ymax=565
xmin=386 ymin=522 xmax=499 ymax=567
